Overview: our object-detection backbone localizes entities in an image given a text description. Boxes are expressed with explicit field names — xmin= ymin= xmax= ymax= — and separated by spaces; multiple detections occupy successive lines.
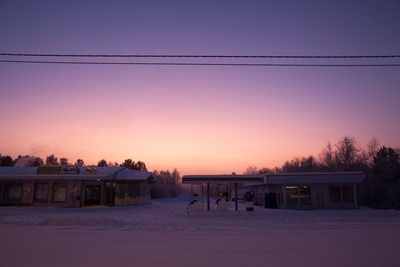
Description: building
xmin=182 ymin=172 xmax=364 ymax=210
xmin=0 ymin=166 xmax=155 ymax=207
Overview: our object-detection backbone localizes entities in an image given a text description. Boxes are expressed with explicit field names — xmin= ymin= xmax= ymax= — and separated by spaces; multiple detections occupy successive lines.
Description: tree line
xmin=0 ymin=154 xmax=148 ymax=171
xmin=244 ymin=136 xmax=400 ymax=209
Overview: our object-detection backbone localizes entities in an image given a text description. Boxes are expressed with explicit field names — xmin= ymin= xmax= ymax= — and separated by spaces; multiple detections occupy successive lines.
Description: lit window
xmin=53 ymin=182 xmax=67 ymax=202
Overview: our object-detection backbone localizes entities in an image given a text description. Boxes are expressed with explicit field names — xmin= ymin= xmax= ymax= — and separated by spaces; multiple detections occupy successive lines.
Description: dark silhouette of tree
xmin=46 ymin=154 xmax=59 ymax=165
xmin=75 ymin=159 xmax=85 ymax=166
xmin=319 ymin=142 xmax=336 ymax=170
xmin=97 ymin=159 xmax=108 ymax=167
xmin=121 ymin=159 xmax=147 ymax=171
xmin=371 ymin=146 xmax=400 ymax=209
xmin=258 ymin=167 xmax=274 ymax=174
xmin=373 ymin=147 xmax=400 ymax=183
xmin=0 ymin=155 xmax=13 ymax=166
xmin=136 ymin=161 xmax=148 ymax=172
xmin=32 ymin=157 xmax=44 ymax=166
xmin=367 ymin=138 xmax=380 ymax=166
xmin=60 ymin=158 xmax=69 ymax=165
xmin=281 ymin=156 xmax=322 ymax=172
xmin=122 ymin=159 xmax=135 ymax=169
xmin=244 ymin=165 xmax=258 ymax=175
xmin=335 ymin=136 xmax=360 ymax=171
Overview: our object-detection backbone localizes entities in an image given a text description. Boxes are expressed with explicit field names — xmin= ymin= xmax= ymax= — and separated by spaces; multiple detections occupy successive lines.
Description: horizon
xmin=1 ymin=0 xmax=400 ymax=175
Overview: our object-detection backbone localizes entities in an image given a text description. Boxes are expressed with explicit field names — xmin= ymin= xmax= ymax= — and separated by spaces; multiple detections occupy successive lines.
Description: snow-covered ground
xmin=1 ymin=196 xmax=400 ymax=266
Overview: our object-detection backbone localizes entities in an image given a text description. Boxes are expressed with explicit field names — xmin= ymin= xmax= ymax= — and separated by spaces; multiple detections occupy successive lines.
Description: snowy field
xmin=1 ymin=196 xmax=400 ymax=267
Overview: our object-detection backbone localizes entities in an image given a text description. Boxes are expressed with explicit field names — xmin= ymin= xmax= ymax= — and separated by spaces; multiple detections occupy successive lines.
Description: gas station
xmin=182 ymin=175 xmax=265 ymax=212
xmin=182 ymin=172 xmax=365 ymax=211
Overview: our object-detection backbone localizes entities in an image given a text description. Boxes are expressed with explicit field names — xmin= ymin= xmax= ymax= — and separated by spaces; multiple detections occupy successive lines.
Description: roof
xmin=265 ymin=172 xmax=364 ymax=184
xmin=182 ymin=175 xmax=265 ymax=183
xmin=0 ymin=166 xmax=154 ymax=182
xmin=182 ymin=172 xmax=365 ymax=185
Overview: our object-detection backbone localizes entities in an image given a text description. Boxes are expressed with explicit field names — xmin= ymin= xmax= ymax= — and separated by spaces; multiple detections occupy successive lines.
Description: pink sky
xmin=1 ymin=1 xmax=400 ymax=174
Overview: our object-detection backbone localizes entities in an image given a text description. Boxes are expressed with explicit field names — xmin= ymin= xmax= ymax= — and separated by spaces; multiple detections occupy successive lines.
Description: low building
xmin=0 ymin=166 xmax=155 ymax=207
xmin=252 ymin=172 xmax=364 ymax=209
xmin=182 ymin=172 xmax=364 ymax=210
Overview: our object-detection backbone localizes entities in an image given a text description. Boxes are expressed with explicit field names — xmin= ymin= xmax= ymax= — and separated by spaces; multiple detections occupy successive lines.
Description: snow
xmin=0 ymin=166 xmax=153 ymax=181
xmin=1 ymin=196 xmax=400 ymax=266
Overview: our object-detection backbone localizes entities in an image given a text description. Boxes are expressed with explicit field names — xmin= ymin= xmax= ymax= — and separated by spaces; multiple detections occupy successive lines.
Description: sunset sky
xmin=1 ymin=0 xmax=399 ymax=174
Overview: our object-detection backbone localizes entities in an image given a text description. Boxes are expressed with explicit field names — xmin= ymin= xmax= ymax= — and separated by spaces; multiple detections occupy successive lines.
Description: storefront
xmin=182 ymin=172 xmax=364 ymax=210
xmin=0 ymin=166 xmax=155 ymax=207
xmin=252 ymin=172 xmax=363 ymax=209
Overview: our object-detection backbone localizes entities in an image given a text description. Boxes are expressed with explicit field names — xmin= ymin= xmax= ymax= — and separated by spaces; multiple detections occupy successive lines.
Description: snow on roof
xmin=0 ymin=166 xmax=154 ymax=182
xmin=0 ymin=167 xmax=38 ymax=175
xmin=182 ymin=172 xmax=365 ymax=184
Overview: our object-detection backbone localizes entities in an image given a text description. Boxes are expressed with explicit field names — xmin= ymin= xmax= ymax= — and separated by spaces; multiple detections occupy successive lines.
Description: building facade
xmin=252 ymin=172 xmax=363 ymax=209
xmin=0 ymin=166 xmax=155 ymax=207
xmin=182 ymin=172 xmax=364 ymax=210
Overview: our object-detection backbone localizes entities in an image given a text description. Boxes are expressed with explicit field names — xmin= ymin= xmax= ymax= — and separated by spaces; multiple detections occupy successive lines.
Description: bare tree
xmin=334 ymin=136 xmax=360 ymax=171
xmin=319 ymin=142 xmax=336 ymax=170
xmin=367 ymin=138 xmax=380 ymax=165
xmin=244 ymin=165 xmax=258 ymax=175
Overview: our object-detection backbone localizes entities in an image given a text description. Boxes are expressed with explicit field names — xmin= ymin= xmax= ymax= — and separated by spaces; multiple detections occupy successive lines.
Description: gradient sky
xmin=1 ymin=0 xmax=400 ymax=174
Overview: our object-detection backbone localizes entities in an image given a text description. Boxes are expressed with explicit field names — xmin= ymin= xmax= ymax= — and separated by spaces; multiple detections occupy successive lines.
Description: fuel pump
xmin=216 ymin=184 xmax=229 ymax=211
xmin=186 ymin=183 xmax=204 ymax=214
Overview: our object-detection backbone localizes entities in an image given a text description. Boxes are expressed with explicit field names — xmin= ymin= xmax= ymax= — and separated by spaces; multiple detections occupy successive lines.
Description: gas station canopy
xmin=182 ymin=175 xmax=265 ymax=184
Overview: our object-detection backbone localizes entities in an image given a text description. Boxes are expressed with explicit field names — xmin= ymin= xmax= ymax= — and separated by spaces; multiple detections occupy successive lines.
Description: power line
xmin=1 ymin=53 xmax=400 ymax=59
xmin=1 ymin=59 xmax=400 ymax=67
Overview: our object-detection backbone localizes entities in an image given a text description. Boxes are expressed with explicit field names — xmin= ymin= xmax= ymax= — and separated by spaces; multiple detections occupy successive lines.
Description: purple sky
xmin=1 ymin=0 xmax=399 ymax=174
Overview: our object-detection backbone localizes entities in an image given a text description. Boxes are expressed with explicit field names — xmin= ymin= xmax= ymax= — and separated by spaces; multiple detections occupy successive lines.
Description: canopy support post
xmin=207 ymin=183 xmax=210 ymax=211
xmin=235 ymin=182 xmax=238 ymax=211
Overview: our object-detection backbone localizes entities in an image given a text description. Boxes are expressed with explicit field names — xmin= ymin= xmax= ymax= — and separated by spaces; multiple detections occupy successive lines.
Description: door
xmin=104 ymin=182 xmax=115 ymax=206
xmin=315 ymin=188 xmax=326 ymax=209
xmin=85 ymin=185 xmax=102 ymax=205
xmin=265 ymin=193 xmax=278 ymax=209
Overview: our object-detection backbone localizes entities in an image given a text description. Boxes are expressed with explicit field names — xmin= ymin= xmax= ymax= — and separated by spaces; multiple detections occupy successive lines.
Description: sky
xmin=0 ymin=0 xmax=400 ymax=174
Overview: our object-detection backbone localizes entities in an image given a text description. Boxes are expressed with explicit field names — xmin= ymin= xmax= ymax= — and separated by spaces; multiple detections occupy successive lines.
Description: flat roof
xmin=182 ymin=175 xmax=265 ymax=183
xmin=182 ymin=172 xmax=364 ymax=184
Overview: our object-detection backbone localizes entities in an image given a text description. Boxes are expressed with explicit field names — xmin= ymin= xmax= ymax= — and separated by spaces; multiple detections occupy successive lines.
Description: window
xmin=34 ymin=183 xmax=49 ymax=202
xmin=52 ymin=182 xmax=67 ymax=202
xmin=118 ymin=182 xmax=140 ymax=198
xmin=299 ymin=185 xmax=312 ymax=205
xmin=342 ymin=185 xmax=354 ymax=203
xmin=329 ymin=185 xmax=355 ymax=205
xmin=329 ymin=185 xmax=341 ymax=203
xmin=3 ymin=182 xmax=22 ymax=201
xmin=286 ymin=186 xmax=298 ymax=206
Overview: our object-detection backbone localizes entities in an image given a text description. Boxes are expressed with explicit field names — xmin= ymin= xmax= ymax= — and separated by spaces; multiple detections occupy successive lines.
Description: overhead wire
xmin=1 ymin=59 xmax=400 ymax=67
xmin=1 ymin=53 xmax=400 ymax=58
